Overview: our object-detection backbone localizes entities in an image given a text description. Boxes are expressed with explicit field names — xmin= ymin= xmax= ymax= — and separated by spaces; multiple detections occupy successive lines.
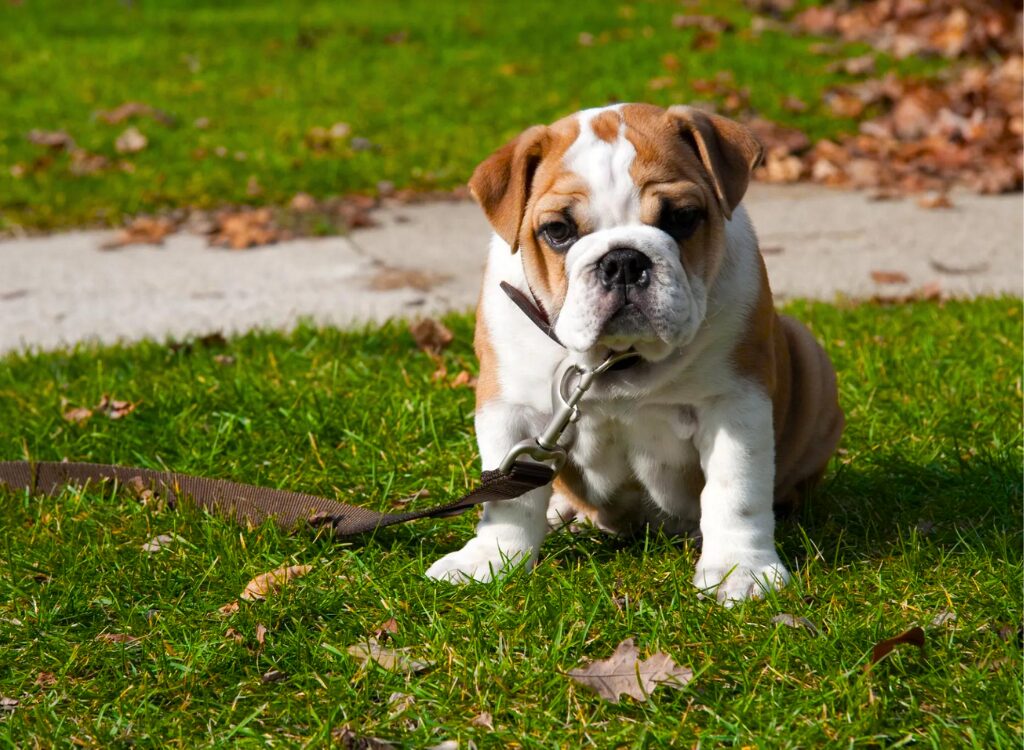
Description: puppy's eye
xmin=659 ymin=205 xmax=705 ymax=242
xmin=539 ymin=219 xmax=578 ymax=251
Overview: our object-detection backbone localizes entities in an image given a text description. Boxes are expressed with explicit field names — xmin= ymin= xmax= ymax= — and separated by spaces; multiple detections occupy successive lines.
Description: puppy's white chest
xmin=570 ymin=403 xmax=700 ymax=503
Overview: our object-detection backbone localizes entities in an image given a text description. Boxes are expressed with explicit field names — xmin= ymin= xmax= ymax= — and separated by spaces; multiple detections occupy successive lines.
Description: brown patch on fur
xmin=472 ymin=291 xmax=500 ymax=409
xmin=772 ymin=315 xmax=844 ymax=509
xmin=512 ymin=116 xmax=582 ymax=310
xmin=665 ymin=106 xmax=763 ymax=218
xmin=731 ymin=258 xmax=843 ymax=511
xmin=590 ymin=109 xmax=622 ymax=143
xmin=468 ymin=125 xmax=548 ymax=249
xmin=470 ymin=116 xmax=580 ymax=405
xmin=620 ymin=103 xmax=730 ymax=285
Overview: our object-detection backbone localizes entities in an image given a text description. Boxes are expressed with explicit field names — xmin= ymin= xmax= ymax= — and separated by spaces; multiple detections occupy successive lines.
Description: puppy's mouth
xmin=607 ymin=348 xmax=642 ymax=371
xmin=597 ymin=301 xmax=656 ymax=348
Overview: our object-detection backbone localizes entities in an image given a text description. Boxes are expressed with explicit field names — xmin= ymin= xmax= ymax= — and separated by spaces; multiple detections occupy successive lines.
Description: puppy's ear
xmin=666 ymin=106 xmax=762 ymax=219
xmin=468 ymin=125 xmax=548 ymax=252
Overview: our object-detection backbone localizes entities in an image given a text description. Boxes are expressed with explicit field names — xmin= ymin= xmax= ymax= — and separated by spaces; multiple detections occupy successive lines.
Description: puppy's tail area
xmin=773 ymin=314 xmax=845 ymax=512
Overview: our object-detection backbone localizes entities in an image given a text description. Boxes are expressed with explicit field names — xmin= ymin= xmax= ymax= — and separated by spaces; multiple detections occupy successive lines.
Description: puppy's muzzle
xmin=597 ymin=247 xmax=653 ymax=296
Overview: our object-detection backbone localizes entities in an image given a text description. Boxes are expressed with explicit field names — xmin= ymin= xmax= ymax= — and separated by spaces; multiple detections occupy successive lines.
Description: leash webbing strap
xmin=0 ymin=460 xmax=555 ymax=538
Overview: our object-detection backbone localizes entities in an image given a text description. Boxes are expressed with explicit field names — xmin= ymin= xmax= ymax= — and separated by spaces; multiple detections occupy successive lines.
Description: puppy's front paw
xmin=694 ymin=554 xmax=790 ymax=606
xmin=425 ymin=538 xmax=536 ymax=584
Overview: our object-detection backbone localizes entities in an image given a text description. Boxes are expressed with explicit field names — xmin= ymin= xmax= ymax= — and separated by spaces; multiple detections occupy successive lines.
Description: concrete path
xmin=1 ymin=184 xmax=1020 ymax=354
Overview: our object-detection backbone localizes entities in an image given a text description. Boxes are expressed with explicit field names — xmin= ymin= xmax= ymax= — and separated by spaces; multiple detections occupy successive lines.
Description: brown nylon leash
xmin=0 ymin=460 xmax=554 ymax=538
xmin=0 ymin=284 xmax=629 ymax=540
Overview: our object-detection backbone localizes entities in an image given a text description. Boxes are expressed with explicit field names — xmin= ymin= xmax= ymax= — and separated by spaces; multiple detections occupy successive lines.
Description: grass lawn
xmin=0 ymin=0 xmax=943 ymax=232
xmin=0 ymin=298 xmax=1021 ymax=747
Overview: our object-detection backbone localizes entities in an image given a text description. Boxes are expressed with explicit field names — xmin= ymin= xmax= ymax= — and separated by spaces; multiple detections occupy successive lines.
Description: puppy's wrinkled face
xmin=470 ymin=103 xmax=762 ymax=363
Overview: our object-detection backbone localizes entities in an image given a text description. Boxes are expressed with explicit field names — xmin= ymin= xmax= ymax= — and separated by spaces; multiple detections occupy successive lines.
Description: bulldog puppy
xmin=425 ymin=104 xmax=844 ymax=604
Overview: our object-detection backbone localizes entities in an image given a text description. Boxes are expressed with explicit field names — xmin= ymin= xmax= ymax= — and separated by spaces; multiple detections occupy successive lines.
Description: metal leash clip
xmin=498 ymin=350 xmax=639 ymax=474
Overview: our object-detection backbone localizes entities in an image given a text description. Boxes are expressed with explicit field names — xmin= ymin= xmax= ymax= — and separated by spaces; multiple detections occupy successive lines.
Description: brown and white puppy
xmin=425 ymin=104 xmax=844 ymax=604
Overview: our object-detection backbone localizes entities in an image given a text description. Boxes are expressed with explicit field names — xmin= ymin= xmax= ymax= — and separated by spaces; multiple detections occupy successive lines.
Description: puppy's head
xmin=470 ymin=104 xmax=762 ymax=363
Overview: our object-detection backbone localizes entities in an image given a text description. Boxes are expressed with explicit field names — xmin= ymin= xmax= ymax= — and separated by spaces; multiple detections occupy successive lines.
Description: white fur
xmin=426 ymin=107 xmax=786 ymax=603
xmin=563 ymin=106 xmax=639 ymax=229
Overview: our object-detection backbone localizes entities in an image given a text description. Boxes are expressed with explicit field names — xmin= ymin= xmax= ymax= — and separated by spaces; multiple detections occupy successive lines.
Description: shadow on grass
xmin=370 ymin=444 xmax=1023 ymax=577
xmin=798 ymin=448 xmax=1023 ymax=558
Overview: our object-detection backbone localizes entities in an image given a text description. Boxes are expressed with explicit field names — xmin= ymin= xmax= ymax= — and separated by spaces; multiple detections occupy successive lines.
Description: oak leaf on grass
xmin=346 ymin=638 xmax=433 ymax=674
xmin=567 ymin=638 xmax=693 ymax=703
xmin=240 ymin=564 xmax=313 ymax=602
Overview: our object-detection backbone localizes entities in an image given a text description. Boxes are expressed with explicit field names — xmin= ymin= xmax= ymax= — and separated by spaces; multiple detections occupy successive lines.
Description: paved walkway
xmin=1 ymin=184 xmax=1020 ymax=354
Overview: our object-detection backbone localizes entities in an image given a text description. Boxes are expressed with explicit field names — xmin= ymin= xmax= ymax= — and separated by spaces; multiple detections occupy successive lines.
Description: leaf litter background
xmin=2 ymin=0 xmax=1020 ymax=241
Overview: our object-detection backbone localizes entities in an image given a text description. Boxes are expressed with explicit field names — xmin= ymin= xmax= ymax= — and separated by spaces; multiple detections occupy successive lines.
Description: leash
xmin=0 ymin=459 xmax=555 ymax=538
xmin=0 ymin=284 xmax=638 ymax=539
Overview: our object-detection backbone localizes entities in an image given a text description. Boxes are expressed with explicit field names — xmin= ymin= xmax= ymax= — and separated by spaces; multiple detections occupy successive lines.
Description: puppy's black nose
xmin=597 ymin=247 xmax=653 ymax=290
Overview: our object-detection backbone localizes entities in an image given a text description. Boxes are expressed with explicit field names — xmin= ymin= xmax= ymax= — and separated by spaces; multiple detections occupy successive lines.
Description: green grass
xmin=0 ymin=0 xmax=943 ymax=232
xmin=0 ymin=299 xmax=1021 ymax=747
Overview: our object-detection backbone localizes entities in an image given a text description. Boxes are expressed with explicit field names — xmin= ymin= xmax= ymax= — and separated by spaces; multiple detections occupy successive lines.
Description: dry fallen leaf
xmin=241 ymin=564 xmax=313 ymax=601
xmin=409 ymin=318 xmax=454 ymax=356
xmin=771 ymin=613 xmax=821 ymax=636
xmin=470 ymin=711 xmax=494 ymax=730
xmin=870 ymin=280 xmax=944 ymax=305
xmin=124 ymin=475 xmax=157 ymax=507
xmin=870 ymin=625 xmax=925 ymax=665
xmin=256 ymin=623 xmax=269 ymax=647
xmin=141 ymin=534 xmax=176 ymax=553
xmin=870 ymin=270 xmax=910 ymax=285
xmin=567 ymin=638 xmax=693 ymax=703
xmin=825 ymin=90 xmax=866 ymax=118
xmin=96 ymin=101 xmax=174 ymax=126
xmin=671 ymin=14 xmax=731 ymax=33
xmin=69 ymin=148 xmax=109 ymax=176
xmin=917 ymin=193 xmax=954 ymax=209
xmin=450 ymin=370 xmax=478 ymax=389
xmin=224 ymin=627 xmax=244 ymax=644
xmin=346 ymin=638 xmax=433 ymax=674
xmin=34 ymin=672 xmax=57 ymax=689
xmin=261 ymin=669 xmax=286 ymax=684
xmin=759 ymin=148 xmax=804 ymax=183
xmin=62 ymin=405 xmax=93 ymax=424
xmin=210 ymin=208 xmax=280 ymax=249
xmin=96 ymin=394 xmax=138 ymax=419
xmin=289 ymin=192 xmax=317 ymax=212
xmin=782 ymin=95 xmax=808 ymax=113
xmin=115 ymin=126 xmax=148 ymax=154
xmin=0 ymin=697 xmax=18 ymax=714
xmin=331 ymin=726 xmax=397 ymax=749
xmin=27 ymin=129 xmax=75 ymax=150
xmin=101 ymin=216 xmax=176 ymax=249
xmin=830 ymin=54 xmax=876 ymax=76
xmin=218 ymin=600 xmax=240 ymax=616
xmin=387 ymin=692 xmax=416 ymax=717
xmin=373 ymin=617 xmax=400 ymax=642
xmin=95 ymin=633 xmax=141 ymax=646
xmin=368 ymin=266 xmax=449 ymax=292
xmin=930 ymin=609 xmax=957 ymax=627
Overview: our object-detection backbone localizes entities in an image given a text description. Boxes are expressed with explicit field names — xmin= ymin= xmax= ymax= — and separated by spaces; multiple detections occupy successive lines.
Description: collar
xmin=499 ymin=281 xmax=641 ymax=371
xmin=499 ymin=281 xmax=561 ymax=345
